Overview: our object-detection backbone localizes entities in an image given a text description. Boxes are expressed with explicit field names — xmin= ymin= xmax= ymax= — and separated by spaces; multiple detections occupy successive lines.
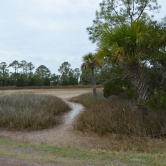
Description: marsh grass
xmin=0 ymin=93 xmax=70 ymax=130
xmin=71 ymin=93 xmax=166 ymax=138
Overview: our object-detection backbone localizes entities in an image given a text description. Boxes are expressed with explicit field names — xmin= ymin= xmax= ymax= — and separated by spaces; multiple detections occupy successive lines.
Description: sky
xmin=0 ymin=0 xmax=165 ymax=74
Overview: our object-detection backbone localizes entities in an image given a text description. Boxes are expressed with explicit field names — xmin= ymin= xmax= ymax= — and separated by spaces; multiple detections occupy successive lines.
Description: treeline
xmin=0 ymin=60 xmax=106 ymax=87
xmin=0 ymin=60 xmax=80 ymax=86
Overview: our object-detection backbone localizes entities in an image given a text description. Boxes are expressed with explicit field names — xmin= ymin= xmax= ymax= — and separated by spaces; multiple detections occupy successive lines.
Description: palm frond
xmin=81 ymin=53 xmax=101 ymax=70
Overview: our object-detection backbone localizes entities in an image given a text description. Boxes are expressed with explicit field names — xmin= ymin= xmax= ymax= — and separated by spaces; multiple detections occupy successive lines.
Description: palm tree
xmin=81 ymin=53 xmax=100 ymax=98
xmin=96 ymin=21 xmax=149 ymax=103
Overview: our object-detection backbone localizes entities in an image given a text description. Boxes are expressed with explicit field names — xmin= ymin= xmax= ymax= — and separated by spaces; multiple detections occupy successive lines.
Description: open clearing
xmin=0 ymin=88 xmax=166 ymax=166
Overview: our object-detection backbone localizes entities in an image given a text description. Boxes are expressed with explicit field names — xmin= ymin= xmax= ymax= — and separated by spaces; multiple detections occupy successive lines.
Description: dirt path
xmin=0 ymin=89 xmax=112 ymax=150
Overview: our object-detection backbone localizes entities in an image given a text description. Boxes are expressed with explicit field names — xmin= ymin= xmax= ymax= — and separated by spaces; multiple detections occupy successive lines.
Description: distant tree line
xmin=0 ymin=60 xmax=107 ymax=87
xmin=0 ymin=60 xmax=80 ymax=86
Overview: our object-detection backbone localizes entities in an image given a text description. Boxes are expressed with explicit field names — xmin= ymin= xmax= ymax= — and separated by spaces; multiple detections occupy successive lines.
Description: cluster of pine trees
xmin=0 ymin=60 xmax=81 ymax=86
xmin=0 ymin=60 xmax=108 ymax=87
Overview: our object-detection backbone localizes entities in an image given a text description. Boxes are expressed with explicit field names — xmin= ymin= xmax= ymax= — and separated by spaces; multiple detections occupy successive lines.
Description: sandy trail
xmin=0 ymin=89 xmax=112 ymax=150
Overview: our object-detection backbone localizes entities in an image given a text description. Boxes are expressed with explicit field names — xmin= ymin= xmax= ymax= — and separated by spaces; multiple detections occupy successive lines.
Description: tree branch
xmin=136 ymin=0 xmax=149 ymax=21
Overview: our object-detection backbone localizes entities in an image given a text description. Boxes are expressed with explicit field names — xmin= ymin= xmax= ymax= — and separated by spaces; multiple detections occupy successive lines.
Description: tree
xmin=142 ymin=20 xmax=166 ymax=99
xmin=73 ymin=68 xmax=81 ymax=84
xmin=0 ymin=62 xmax=7 ymax=74
xmin=18 ymin=60 xmax=29 ymax=86
xmin=8 ymin=60 xmax=20 ymax=85
xmin=35 ymin=65 xmax=51 ymax=85
xmin=44 ymin=77 xmax=50 ymax=86
xmin=50 ymin=74 xmax=61 ymax=85
xmin=16 ymin=73 xmax=26 ymax=87
xmin=68 ymin=68 xmax=80 ymax=85
xmin=87 ymin=0 xmax=160 ymax=43
xmin=87 ymin=0 xmax=164 ymax=104
xmin=0 ymin=62 xmax=9 ymax=86
xmin=58 ymin=62 xmax=71 ymax=86
xmin=80 ymin=68 xmax=92 ymax=85
xmin=81 ymin=53 xmax=101 ymax=97
xmin=58 ymin=62 xmax=71 ymax=75
xmin=69 ymin=68 xmax=80 ymax=85
xmin=27 ymin=62 xmax=35 ymax=75
xmin=26 ymin=62 xmax=35 ymax=85
xmin=98 ymin=21 xmax=151 ymax=101
xmin=19 ymin=60 xmax=28 ymax=74
xmin=35 ymin=65 xmax=51 ymax=79
xmin=9 ymin=60 xmax=20 ymax=74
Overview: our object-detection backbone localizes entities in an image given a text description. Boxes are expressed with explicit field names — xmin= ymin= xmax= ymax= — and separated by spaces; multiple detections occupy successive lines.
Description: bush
xmin=0 ymin=93 xmax=70 ymax=130
xmin=103 ymin=78 xmax=135 ymax=99
xmin=44 ymin=77 xmax=51 ymax=86
xmin=71 ymin=93 xmax=166 ymax=137
xmin=145 ymin=93 xmax=166 ymax=110
xmin=103 ymin=79 xmax=124 ymax=97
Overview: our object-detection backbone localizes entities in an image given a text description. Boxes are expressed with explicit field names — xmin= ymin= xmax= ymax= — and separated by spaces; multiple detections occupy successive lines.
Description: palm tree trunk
xmin=129 ymin=62 xmax=148 ymax=101
xmin=91 ymin=69 xmax=97 ymax=98
xmin=129 ymin=62 xmax=149 ymax=119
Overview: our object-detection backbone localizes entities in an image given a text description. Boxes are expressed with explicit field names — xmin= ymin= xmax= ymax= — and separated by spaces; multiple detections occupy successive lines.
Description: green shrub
xmin=44 ymin=77 xmax=51 ymax=86
xmin=72 ymin=93 xmax=166 ymax=138
xmin=145 ymin=93 xmax=166 ymax=110
xmin=103 ymin=78 xmax=135 ymax=99
xmin=0 ymin=93 xmax=70 ymax=130
xmin=103 ymin=79 xmax=123 ymax=97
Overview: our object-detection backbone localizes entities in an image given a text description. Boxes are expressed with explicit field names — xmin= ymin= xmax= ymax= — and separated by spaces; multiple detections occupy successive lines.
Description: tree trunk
xmin=129 ymin=62 xmax=149 ymax=119
xmin=129 ymin=62 xmax=149 ymax=101
xmin=91 ymin=69 xmax=97 ymax=98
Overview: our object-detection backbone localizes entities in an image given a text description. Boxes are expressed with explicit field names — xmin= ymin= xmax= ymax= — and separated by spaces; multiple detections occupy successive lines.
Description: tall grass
xmin=71 ymin=93 xmax=166 ymax=138
xmin=0 ymin=93 xmax=70 ymax=130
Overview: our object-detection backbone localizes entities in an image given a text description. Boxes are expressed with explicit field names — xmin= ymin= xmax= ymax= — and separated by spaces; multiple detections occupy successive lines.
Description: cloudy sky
xmin=0 ymin=0 xmax=165 ymax=73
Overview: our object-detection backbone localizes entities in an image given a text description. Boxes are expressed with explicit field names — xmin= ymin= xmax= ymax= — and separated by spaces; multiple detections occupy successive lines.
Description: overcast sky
xmin=0 ymin=0 xmax=165 ymax=73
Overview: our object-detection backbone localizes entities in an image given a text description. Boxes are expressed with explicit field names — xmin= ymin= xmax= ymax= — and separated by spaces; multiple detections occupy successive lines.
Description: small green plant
xmin=0 ymin=93 xmax=70 ymax=130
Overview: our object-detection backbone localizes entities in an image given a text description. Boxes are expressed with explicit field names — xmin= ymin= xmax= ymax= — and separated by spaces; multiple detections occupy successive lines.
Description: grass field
xmin=71 ymin=92 xmax=166 ymax=138
xmin=0 ymin=138 xmax=166 ymax=166
xmin=0 ymin=93 xmax=70 ymax=130
xmin=0 ymin=89 xmax=165 ymax=166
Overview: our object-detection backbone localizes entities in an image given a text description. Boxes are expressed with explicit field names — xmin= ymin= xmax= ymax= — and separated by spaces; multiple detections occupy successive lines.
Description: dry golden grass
xmin=0 ymin=93 xmax=70 ymax=130
xmin=71 ymin=93 xmax=166 ymax=138
xmin=70 ymin=92 xmax=166 ymax=165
